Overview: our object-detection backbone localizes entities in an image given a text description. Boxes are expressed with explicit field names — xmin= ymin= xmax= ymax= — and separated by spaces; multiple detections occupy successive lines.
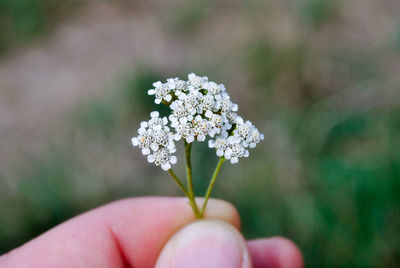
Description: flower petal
xmin=197 ymin=134 xmax=206 ymax=142
xmin=142 ymin=148 xmax=150 ymax=155
xmin=174 ymin=133 xmax=181 ymax=141
xmin=231 ymin=157 xmax=238 ymax=164
xmin=186 ymin=135 xmax=195 ymax=143
xmin=150 ymin=143 xmax=159 ymax=151
xmin=170 ymin=156 xmax=177 ymax=164
xmin=161 ymin=163 xmax=171 ymax=171
xmin=150 ymin=111 xmax=159 ymax=118
xmin=153 ymin=81 xmax=162 ymax=87
xmin=208 ymin=140 xmax=215 ymax=148
xmin=147 ymin=154 xmax=155 ymax=163
xmin=131 ymin=137 xmax=139 ymax=146
xmin=165 ymin=94 xmax=172 ymax=102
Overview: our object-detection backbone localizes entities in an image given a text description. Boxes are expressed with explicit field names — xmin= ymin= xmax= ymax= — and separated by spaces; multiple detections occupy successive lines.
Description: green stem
xmin=185 ymin=142 xmax=201 ymax=219
xmin=200 ymin=157 xmax=225 ymax=217
xmin=185 ymin=142 xmax=194 ymax=197
xmin=168 ymin=168 xmax=200 ymax=216
xmin=167 ymin=169 xmax=189 ymax=197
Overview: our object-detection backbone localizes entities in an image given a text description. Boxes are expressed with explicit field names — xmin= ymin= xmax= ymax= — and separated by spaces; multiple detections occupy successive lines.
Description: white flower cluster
xmin=208 ymin=116 xmax=264 ymax=164
xmin=132 ymin=73 xmax=264 ymax=169
xmin=131 ymin=112 xmax=177 ymax=171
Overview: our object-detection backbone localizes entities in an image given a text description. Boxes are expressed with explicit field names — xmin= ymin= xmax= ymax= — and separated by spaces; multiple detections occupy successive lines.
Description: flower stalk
xmin=200 ymin=157 xmax=225 ymax=217
xmin=184 ymin=142 xmax=201 ymax=218
xmin=167 ymin=169 xmax=189 ymax=197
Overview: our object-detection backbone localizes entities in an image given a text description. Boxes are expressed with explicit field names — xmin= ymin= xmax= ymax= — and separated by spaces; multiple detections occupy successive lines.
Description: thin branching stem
xmin=185 ymin=141 xmax=201 ymax=218
xmin=168 ymin=168 xmax=200 ymax=216
xmin=185 ymin=142 xmax=194 ymax=197
xmin=200 ymin=157 xmax=225 ymax=217
xmin=167 ymin=169 xmax=189 ymax=197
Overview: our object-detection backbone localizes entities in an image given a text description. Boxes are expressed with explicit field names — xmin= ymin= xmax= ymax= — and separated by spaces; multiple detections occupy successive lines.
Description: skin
xmin=0 ymin=197 xmax=303 ymax=268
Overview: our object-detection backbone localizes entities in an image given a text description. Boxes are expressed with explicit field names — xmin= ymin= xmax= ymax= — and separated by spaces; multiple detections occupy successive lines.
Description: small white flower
xmin=148 ymin=111 xmax=168 ymax=129
xmin=226 ymin=112 xmax=238 ymax=125
xmin=217 ymin=93 xmax=238 ymax=114
xmin=168 ymin=78 xmax=187 ymax=96
xmin=225 ymin=143 xmax=248 ymax=164
xmin=199 ymin=94 xmax=217 ymax=112
xmin=205 ymin=111 xmax=224 ymax=137
xmin=208 ymin=137 xmax=229 ymax=157
xmin=188 ymin=73 xmax=208 ymax=90
xmin=169 ymin=100 xmax=193 ymax=125
xmin=247 ymin=128 xmax=264 ymax=148
xmin=174 ymin=119 xmax=195 ymax=143
xmin=208 ymin=121 xmax=257 ymax=164
xmin=166 ymin=78 xmax=177 ymax=90
xmin=234 ymin=120 xmax=252 ymax=140
xmin=148 ymin=81 xmax=172 ymax=104
xmin=186 ymin=135 xmax=195 ymax=143
xmin=151 ymin=129 xmax=170 ymax=147
xmin=232 ymin=118 xmax=264 ymax=149
xmin=192 ymin=115 xmax=210 ymax=141
xmin=179 ymin=91 xmax=202 ymax=115
xmin=131 ymin=113 xmax=177 ymax=170
xmin=131 ymin=126 xmax=152 ymax=155
xmin=148 ymin=147 xmax=177 ymax=171
xmin=204 ymin=81 xmax=225 ymax=96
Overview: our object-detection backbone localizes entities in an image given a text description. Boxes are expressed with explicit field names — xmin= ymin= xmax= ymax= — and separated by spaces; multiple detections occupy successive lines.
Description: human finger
xmin=0 ymin=197 xmax=239 ymax=268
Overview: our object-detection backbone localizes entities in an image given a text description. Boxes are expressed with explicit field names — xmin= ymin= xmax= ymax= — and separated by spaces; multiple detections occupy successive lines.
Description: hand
xmin=0 ymin=197 xmax=303 ymax=268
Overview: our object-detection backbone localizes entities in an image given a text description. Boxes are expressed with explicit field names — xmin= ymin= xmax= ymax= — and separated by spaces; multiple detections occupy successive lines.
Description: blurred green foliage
xmin=75 ymin=100 xmax=119 ymax=139
xmin=74 ymin=67 xmax=162 ymax=138
xmin=1 ymin=1 xmax=400 ymax=267
xmin=0 ymin=0 xmax=75 ymax=53
xmin=0 ymin=150 xmax=82 ymax=252
xmin=164 ymin=0 xmax=211 ymax=34
xmin=301 ymin=0 xmax=338 ymax=27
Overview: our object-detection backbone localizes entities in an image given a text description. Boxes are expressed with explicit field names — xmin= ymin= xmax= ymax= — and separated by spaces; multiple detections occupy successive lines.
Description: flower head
xmin=134 ymin=73 xmax=264 ymax=169
xmin=132 ymin=73 xmax=265 ymax=222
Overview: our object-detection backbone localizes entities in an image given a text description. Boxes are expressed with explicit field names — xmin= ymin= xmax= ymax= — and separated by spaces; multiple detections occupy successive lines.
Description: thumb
xmin=155 ymin=219 xmax=252 ymax=268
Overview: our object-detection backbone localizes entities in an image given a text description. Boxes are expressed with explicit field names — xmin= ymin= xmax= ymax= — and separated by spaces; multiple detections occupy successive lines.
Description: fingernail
xmin=155 ymin=220 xmax=251 ymax=268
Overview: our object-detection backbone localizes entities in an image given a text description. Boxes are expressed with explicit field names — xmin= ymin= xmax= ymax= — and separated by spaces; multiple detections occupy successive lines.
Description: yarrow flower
xmin=132 ymin=73 xmax=264 ymax=169
xmin=130 ymin=73 xmax=264 ymax=218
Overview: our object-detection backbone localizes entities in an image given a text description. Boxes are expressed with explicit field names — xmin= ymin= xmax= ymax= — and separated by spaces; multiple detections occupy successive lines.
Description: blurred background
xmin=0 ymin=0 xmax=399 ymax=266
